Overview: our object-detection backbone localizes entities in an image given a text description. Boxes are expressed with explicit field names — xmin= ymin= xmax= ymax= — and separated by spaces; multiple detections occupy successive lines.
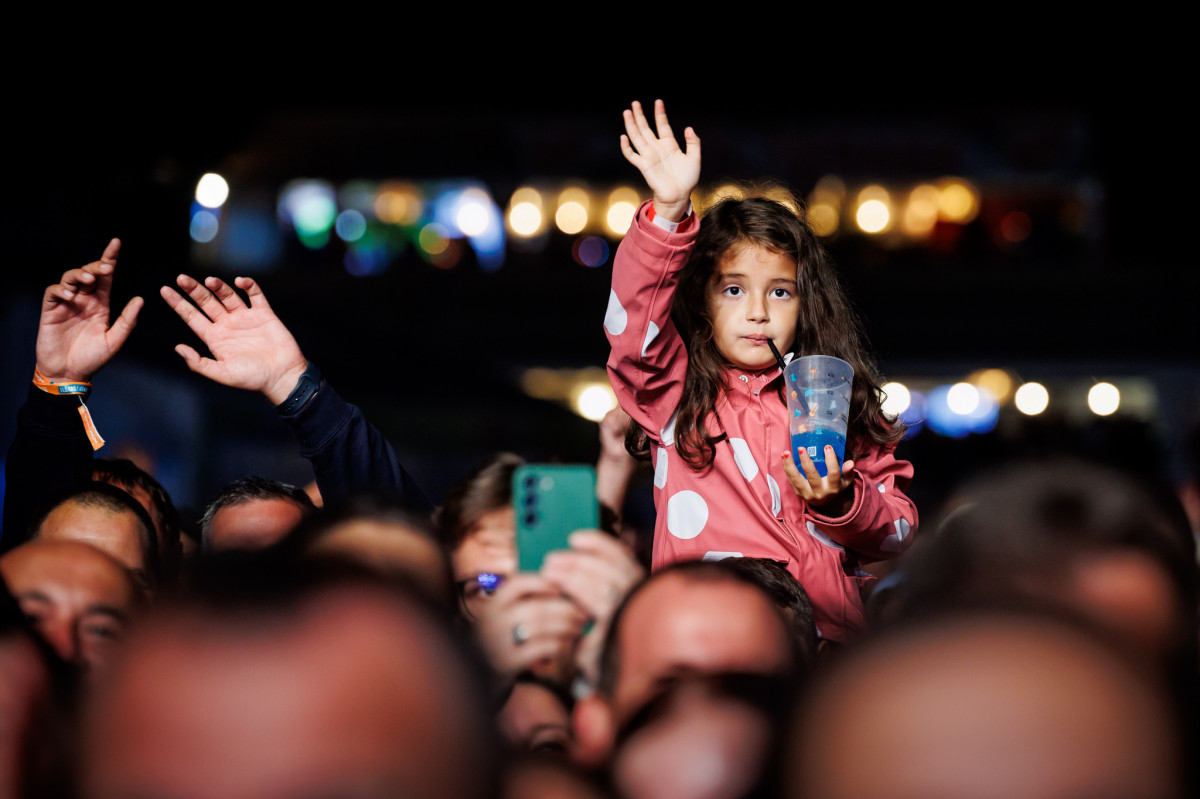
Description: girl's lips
xmin=743 ymin=335 xmax=771 ymax=345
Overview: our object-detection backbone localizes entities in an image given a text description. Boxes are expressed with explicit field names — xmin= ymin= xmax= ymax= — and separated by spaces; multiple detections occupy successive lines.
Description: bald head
xmin=82 ymin=576 xmax=494 ymax=799
xmin=789 ymin=613 xmax=1183 ymax=799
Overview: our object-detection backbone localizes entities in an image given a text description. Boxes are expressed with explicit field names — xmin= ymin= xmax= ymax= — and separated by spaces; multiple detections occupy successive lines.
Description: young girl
xmin=606 ymin=100 xmax=916 ymax=641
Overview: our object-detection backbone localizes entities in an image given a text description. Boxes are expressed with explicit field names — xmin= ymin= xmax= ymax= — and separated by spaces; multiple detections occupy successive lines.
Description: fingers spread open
xmin=653 ymin=98 xmax=674 ymax=141
xmin=161 ymin=284 xmax=212 ymax=335
xmin=205 ymin=276 xmax=246 ymax=313
xmin=177 ymin=274 xmax=227 ymax=319
xmin=235 ymin=276 xmax=271 ymax=310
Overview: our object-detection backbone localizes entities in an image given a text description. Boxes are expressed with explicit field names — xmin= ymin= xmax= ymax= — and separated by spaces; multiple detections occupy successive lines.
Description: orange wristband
xmin=32 ymin=367 xmax=91 ymax=396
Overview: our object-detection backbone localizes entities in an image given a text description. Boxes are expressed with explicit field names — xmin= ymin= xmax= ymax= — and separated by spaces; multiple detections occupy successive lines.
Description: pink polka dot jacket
xmin=605 ymin=202 xmax=918 ymax=641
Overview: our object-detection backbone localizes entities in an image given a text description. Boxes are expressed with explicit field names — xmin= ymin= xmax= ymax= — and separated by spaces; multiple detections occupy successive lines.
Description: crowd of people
xmin=1 ymin=102 xmax=1196 ymax=798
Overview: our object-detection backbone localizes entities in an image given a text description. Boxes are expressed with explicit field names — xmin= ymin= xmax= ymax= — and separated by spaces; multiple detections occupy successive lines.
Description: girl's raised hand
xmin=782 ymin=447 xmax=857 ymax=517
xmin=620 ymin=99 xmax=700 ymax=223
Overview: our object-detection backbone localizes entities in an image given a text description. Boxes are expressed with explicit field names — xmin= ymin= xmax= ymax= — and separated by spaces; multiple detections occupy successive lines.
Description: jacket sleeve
xmin=279 ymin=379 xmax=433 ymax=514
xmin=605 ymin=201 xmax=697 ymax=443
xmin=2 ymin=384 xmax=96 ymax=550
xmin=807 ymin=441 xmax=917 ymax=561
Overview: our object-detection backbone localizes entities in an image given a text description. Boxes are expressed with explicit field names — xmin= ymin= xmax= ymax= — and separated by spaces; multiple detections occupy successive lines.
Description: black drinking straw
xmin=767 ymin=340 xmax=788 ymax=372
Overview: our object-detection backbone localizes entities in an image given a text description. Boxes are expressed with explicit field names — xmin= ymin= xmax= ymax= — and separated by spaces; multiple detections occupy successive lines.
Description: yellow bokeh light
xmin=856 ymin=199 xmax=890 ymax=234
xmin=556 ymin=202 xmax=588 ymax=234
xmin=938 ymin=179 xmax=979 ymax=224
xmin=808 ymin=202 xmax=839 ymax=237
xmin=573 ymin=383 xmax=618 ymax=422
xmin=509 ymin=202 xmax=543 ymax=237
xmin=375 ymin=183 xmax=423 ymax=226
xmin=812 ymin=175 xmax=846 ymax=203
xmin=510 ymin=187 xmax=543 ymax=209
xmin=969 ymin=368 xmax=1014 ymax=404
xmin=1088 ymin=382 xmax=1120 ymax=416
xmin=606 ymin=202 xmax=637 ymax=235
xmin=1014 ymin=382 xmax=1050 ymax=415
xmin=902 ymin=184 xmax=940 ymax=237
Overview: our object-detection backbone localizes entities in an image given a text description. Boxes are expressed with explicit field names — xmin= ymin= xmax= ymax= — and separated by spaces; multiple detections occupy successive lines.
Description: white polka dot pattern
xmin=702 ymin=551 xmax=743 ymax=561
xmin=877 ymin=483 xmax=887 ymax=493
xmin=653 ymin=447 xmax=668 ymax=489
xmin=641 ymin=321 xmax=659 ymax=357
xmin=660 ymin=412 xmax=678 ymax=448
xmin=806 ymin=520 xmax=844 ymax=550
xmin=604 ymin=289 xmax=627 ymax=335
xmin=767 ymin=475 xmax=781 ymax=516
xmin=729 ymin=438 xmax=759 ymax=481
xmin=667 ymin=491 xmax=708 ymax=540
xmin=881 ymin=517 xmax=911 ymax=553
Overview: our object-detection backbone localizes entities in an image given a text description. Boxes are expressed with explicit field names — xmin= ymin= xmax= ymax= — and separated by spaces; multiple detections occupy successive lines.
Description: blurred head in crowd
xmin=0 ymin=540 xmax=145 ymax=674
xmin=435 ymin=453 xmax=523 ymax=619
xmin=92 ymin=457 xmax=181 ymax=582
xmin=200 ymin=476 xmax=315 ymax=552
xmin=31 ymin=481 xmax=159 ymax=593
xmin=81 ymin=553 xmax=497 ymax=799
xmin=788 ymin=611 xmax=1185 ymax=799
xmin=721 ymin=557 xmax=819 ymax=666
xmin=0 ymin=581 xmax=75 ymax=798
xmin=281 ymin=496 xmax=454 ymax=605
xmin=496 ymin=673 xmax=575 ymax=756
xmin=891 ymin=459 xmax=1198 ymax=677
xmin=574 ymin=560 xmax=800 ymax=798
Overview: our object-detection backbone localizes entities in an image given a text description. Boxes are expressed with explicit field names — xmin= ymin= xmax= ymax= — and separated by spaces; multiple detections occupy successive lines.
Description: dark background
xmin=2 ymin=43 xmax=1196 ymax=530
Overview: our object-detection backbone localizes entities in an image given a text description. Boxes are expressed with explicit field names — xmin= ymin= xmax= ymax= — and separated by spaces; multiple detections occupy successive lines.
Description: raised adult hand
xmin=36 ymin=239 xmax=143 ymax=383
xmin=161 ymin=275 xmax=308 ymax=405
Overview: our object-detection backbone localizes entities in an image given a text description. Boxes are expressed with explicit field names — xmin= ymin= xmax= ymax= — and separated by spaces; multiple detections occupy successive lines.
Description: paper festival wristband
xmin=31 ymin=368 xmax=105 ymax=451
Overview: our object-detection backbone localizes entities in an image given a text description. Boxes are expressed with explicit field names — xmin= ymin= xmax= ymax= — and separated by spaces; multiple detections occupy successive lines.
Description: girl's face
xmin=706 ymin=244 xmax=799 ymax=372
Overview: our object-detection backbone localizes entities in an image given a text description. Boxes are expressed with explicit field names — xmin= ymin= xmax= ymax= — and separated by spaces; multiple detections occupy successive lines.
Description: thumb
xmin=174 ymin=343 xmax=223 ymax=383
xmin=106 ymin=296 xmax=143 ymax=351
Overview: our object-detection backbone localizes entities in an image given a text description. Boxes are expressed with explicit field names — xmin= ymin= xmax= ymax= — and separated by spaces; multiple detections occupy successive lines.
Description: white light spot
xmin=1014 ymin=382 xmax=1050 ymax=415
xmin=604 ymin=290 xmax=627 ymax=336
xmin=641 ymin=321 xmax=660 ymax=358
xmin=702 ymin=551 xmax=743 ymax=561
xmin=947 ymin=382 xmax=980 ymax=415
xmin=667 ymin=491 xmax=709 ymax=540
xmin=1088 ymin=382 xmax=1120 ymax=416
xmin=729 ymin=438 xmax=759 ymax=481
xmin=660 ymin=412 xmax=677 ymax=448
xmin=880 ymin=381 xmax=911 ymax=417
xmin=654 ymin=447 xmax=668 ymax=489
xmin=767 ymin=475 xmax=781 ymax=516
xmin=806 ymin=520 xmax=844 ymax=551
xmin=876 ymin=483 xmax=887 ymax=493
xmin=195 ymin=173 xmax=230 ymax=208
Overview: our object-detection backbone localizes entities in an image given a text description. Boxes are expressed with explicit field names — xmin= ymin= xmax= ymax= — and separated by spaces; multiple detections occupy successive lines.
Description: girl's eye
xmin=722 ymin=286 xmax=743 ymax=297
xmin=771 ymin=288 xmax=792 ymax=299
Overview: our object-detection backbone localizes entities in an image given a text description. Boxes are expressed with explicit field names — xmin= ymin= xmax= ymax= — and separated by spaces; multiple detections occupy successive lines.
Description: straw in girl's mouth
xmin=767 ymin=339 xmax=788 ymax=372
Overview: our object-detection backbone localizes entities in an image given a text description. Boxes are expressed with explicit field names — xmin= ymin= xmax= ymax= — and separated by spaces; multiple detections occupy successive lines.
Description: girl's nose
xmin=747 ymin=293 xmax=769 ymax=322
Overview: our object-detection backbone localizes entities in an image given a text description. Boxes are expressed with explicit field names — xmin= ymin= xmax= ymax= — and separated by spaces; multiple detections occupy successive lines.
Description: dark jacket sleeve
xmin=279 ymin=380 xmax=433 ymax=514
xmin=2 ymin=385 xmax=96 ymax=550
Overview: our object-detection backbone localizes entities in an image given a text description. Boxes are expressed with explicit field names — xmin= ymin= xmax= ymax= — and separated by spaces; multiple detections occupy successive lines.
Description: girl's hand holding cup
xmin=782 ymin=448 xmax=857 ymax=517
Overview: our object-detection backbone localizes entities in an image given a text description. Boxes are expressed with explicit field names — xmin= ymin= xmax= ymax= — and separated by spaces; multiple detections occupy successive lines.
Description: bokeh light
xmin=854 ymin=186 xmax=892 ymax=234
xmin=946 ymin=382 xmax=981 ymax=415
xmin=195 ymin=173 xmax=230 ymax=209
xmin=418 ymin=223 xmax=450 ymax=255
xmin=556 ymin=188 xmax=590 ymax=235
xmin=573 ymin=236 xmax=610 ymax=268
xmin=902 ymin=184 xmax=940 ymax=237
xmin=880 ymin=381 xmax=911 ymax=417
xmin=190 ymin=210 xmax=219 ymax=243
xmin=574 ymin=383 xmax=618 ymax=422
xmin=375 ymin=182 xmax=423 ymax=226
xmin=335 ymin=209 xmax=367 ymax=242
xmin=938 ymin=178 xmax=979 ymax=224
xmin=970 ymin=368 xmax=1014 ymax=404
xmin=1014 ymin=382 xmax=1050 ymax=415
xmin=1088 ymin=382 xmax=1120 ymax=416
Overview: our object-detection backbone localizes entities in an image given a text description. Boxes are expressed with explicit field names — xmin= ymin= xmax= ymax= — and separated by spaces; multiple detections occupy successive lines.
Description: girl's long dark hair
xmin=628 ymin=193 xmax=904 ymax=468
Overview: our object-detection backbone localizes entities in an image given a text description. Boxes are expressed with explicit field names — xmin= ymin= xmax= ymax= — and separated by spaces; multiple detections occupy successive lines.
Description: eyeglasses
xmin=456 ymin=571 xmax=506 ymax=602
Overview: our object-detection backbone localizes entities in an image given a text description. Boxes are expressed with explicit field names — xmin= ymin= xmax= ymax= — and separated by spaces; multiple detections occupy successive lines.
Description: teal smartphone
xmin=513 ymin=464 xmax=598 ymax=573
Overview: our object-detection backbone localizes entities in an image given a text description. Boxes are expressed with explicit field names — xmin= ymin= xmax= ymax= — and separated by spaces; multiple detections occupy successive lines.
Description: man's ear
xmin=571 ymin=693 xmax=616 ymax=768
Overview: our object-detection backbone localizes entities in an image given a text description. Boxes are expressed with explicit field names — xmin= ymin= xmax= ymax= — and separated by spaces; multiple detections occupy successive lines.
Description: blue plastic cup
xmin=785 ymin=355 xmax=854 ymax=477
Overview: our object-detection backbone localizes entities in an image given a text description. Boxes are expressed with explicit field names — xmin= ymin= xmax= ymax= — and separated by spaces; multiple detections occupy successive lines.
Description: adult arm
xmin=161 ymin=275 xmax=431 ymax=511
xmin=3 ymin=240 xmax=142 ymax=548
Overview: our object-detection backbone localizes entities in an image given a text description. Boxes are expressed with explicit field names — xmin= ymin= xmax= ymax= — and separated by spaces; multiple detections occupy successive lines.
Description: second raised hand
xmin=619 ymin=99 xmax=700 ymax=223
xmin=161 ymin=275 xmax=308 ymax=405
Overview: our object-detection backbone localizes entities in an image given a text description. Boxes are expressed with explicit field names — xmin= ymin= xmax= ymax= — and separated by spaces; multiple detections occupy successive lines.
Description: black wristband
xmin=276 ymin=362 xmax=322 ymax=415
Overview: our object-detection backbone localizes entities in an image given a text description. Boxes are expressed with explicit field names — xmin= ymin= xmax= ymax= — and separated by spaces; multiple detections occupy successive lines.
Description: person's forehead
xmin=619 ymin=574 xmax=787 ymax=674
xmin=715 ymin=244 xmax=796 ymax=277
xmin=2 ymin=542 xmax=132 ymax=594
